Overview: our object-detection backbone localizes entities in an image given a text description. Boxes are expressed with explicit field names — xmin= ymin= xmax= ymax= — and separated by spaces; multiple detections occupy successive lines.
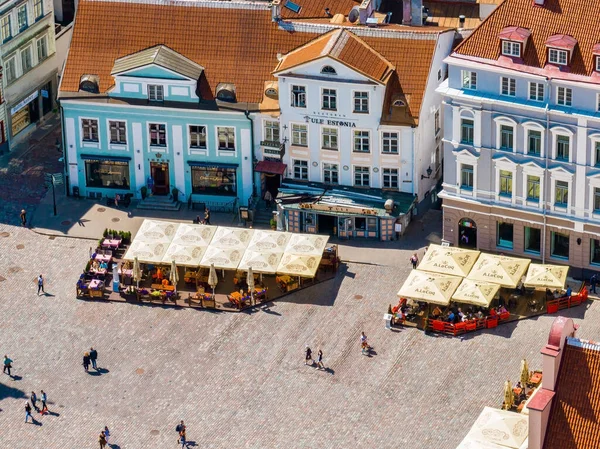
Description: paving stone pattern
xmin=0 ymin=224 xmax=598 ymax=448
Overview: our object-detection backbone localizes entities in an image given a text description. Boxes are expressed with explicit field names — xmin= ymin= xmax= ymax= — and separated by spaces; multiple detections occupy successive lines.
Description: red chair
xmin=499 ymin=312 xmax=510 ymax=321
xmin=547 ymin=303 xmax=559 ymax=314
xmin=486 ymin=318 xmax=498 ymax=329
xmin=432 ymin=320 xmax=446 ymax=332
xmin=454 ymin=322 xmax=466 ymax=335
xmin=465 ymin=321 xmax=477 ymax=332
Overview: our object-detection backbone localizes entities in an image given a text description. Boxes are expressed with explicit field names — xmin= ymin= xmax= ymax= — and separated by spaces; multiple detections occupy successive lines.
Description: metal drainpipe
xmin=59 ymin=101 xmax=69 ymax=195
xmin=244 ymin=109 xmax=256 ymax=199
xmin=542 ymin=77 xmax=550 ymax=263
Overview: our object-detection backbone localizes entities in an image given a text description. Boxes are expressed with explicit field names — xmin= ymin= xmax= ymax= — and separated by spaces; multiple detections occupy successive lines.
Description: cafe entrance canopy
xmin=452 ymin=279 xmax=500 ymax=308
xmin=418 ymin=244 xmax=480 ymax=277
xmin=524 ymin=264 xmax=568 ymax=289
xmin=397 ymin=270 xmax=462 ymax=306
xmin=467 ymin=254 xmax=530 ymax=288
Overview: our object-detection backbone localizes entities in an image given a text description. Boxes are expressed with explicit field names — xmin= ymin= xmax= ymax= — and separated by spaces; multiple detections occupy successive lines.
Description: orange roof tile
xmin=61 ymin=0 xmax=441 ymax=121
xmin=275 ymin=29 xmax=394 ymax=83
xmin=279 ymin=0 xmax=359 ymax=19
xmin=454 ymin=0 xmax=600 ymax=76
xmin=544 ymin=342 xmax=600 ymax=449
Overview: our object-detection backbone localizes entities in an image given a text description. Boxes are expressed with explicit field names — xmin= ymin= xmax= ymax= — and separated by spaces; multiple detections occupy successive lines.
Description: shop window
xmin=501 ymin=77 xmax=516 ymax=96
xmin=20 ymin=45 xmax=32 ymax=73
xmin=293 ymin=160 xmax=308 ymax=180
xmin=353 ymin=130 xmax=370 ymax=153
xmin=499 ymin=170 xmax=512 ymax=196
xmin=354 ymin=166 xmax=370 ymax=187
xmin=17 ymin=5 xmax=27 ymax=31
xmin=496 ymin=222 xmax=514 ymax=249
xmin=551 ymin=232 xmax=569 ymax=259
xmin=36 ymin=35 xmax=47 ymax=62
xmin=189 ymin=125 xmax=206 ymax=149
xmin=528 ymin=130 xmax=541 ymax=156
xmin=148 ymin=85 xmax=163 ymax=102
xmin=461 ymin=164 xmax=473 ymax=189
xmin=5 ymin=56 xmax=16 ymax=83
xmin=217 ymin=127 xmax=235 ymax=151
xmin=82 ymin=119 xmax=99 ymax=142
xmin=323 ymin=163 xmax=338 ymax=184
xmin=529 ymin=82 xmax=544 ymax=101
xmin=322 ymin=88 xmax=337 ymax=111
xmin=109 ymin=121 xmax=126 ymax=144
xmin=383 ymin=168 xmax=399 ymax=189
xmin=524 ymin=227 xmax=541 ymax=254
xmin=556 ymin=135 xmax=569 ymax=160
xmin=355 ymin=217 xmax=366 ymax=230
xmin=367 ymin=217 xmax=377 ymax=231
xmin=527 ymin=175 xmax=540 ymax=201
xmin=554 ymin=180 xmax=568 ymax=207
xmin=84 ymin=160 xmax=130 ymax=189
xmin=557 ymin=87 xmax=572 ymax=106
xmin=291 ymin=85 xmax=306 ymax=108
xmin=1 ymin=15 xmax=11 ymax=42
xmin=354 ymin=91 xmax=368 ymax=113
xmin=382 ymin=132 xmax=398 ymax=154
xmin=594 ymin=187 xmax=600 ymax=212
xmin=191 ymin=166 xmax=236 ymax=196
xmin=291 ymin=124 xmax=307 ymax=146
xmin=264 ymin=121 xmax=279 ymax=142
xmin=500 ymin=125 xmax=514 ymax=150
xmin=34 ymin=0 xmax=43 ymax=19
xmin=461 ymin=119 xmax=474 ymax=144
xmin=591 ymin=239 xmax=600 ymax=265
xmin=149 ymin=123 xmax=166 ymax=146
xmin=321 ymin=127 xmax=338 ymax=150
xmin=304 ymin=213 xmax=315 ymax=226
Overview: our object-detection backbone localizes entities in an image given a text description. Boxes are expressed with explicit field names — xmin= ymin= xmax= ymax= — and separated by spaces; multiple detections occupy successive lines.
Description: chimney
xmin=402 ymin=0 xmax=411 ymax=25
xmin=458 ymin=14 xmax=465 ymax=29
xmin=358 ymin=0 xmax=374 ymax=25
xmin=271 ymin=0 xmax=281 ymax=22
xmin=411 ymin=0 xmax=423 ymax=26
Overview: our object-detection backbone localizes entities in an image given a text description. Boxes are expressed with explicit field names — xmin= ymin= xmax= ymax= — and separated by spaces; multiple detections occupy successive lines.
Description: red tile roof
xmin=544 ymin=342 xmax=600 ymax=449
xmin=454 ymin=0 xmax=600 ymax=76
xmin=275 ymin=29 xmax=395 ymax=83
xmin=61 ymin=0 xmax=442 ymax=121
xmin=279 ymin=0 xmax=359 ymax=19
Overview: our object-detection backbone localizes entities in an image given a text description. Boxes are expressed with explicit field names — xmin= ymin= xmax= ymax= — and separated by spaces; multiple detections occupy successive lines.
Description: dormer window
xmin=502 ymin=41 xmax=521 ymax=57
xmin=148 ymin=84 xmax=164 ymax=102
xmin=548 ymin=48 xmax=568 ymax=65
xmin=321 ymin=65 xmax=337 ymax=75
xmin=593 ymin=44 xmax=600 ymax=72
xmin=596 ymin=57 xmax=600 ymax=72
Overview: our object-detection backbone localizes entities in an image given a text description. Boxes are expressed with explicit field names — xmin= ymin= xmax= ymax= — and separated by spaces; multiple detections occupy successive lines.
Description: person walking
xmin=204 ymin=208 xmax=211 ymax=225
xmin=304 ymin=346 xmax=312 ymax=366
xmin=591 ymin=274 xmax=598 ymax=294
xmin=25 ymin=402 xmax=33 ymax=423
xmin=176 ymin=421 xmax=186 ymax=444
xmin=264 ymin=190 xmax=273 ymax=209
xmin=114 ymin=194 xmax=120 ymax=209
xmin=316 ymin=349 xmax=325 ymax=370
xmin=103 ymin=426 xmax=110 ymax=444
xmin=3 ymin=355 xmax=12 ymax=376
xmin=90 ymin=347 xmax=98 ymax=370
xmin=179 ymin=427 xmax=187 ymax=448
xmin=410 ymin=253 xmax=419 ymax=269
xmin=83 ymin=352 xmax=91 ymax=372
xmin=30 ymin=391 xmax=38 ymax=412
xmin=37 ymin=274 xmax=45 ymax=295
xmin=99 ymin=431 xmax=107 ymax=449
xmin=40 ymin=390 xmax=48 ymax=415
xmin=20 ymin=209 xmax=27 ymax=227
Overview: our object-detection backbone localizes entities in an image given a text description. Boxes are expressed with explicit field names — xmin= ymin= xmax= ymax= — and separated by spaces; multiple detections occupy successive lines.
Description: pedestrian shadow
xmin=29 ymin=419 xmax=42 ymax=426
xmin=261 ymin=307 xmax=282 ymax=316
xmin=97 ymin=368 xmax=109 ymax=374
xmin=11 ymin=375 xmax=22 ymax=381
xmin=323 ymin=367 xmax=335 ymax=375
xmin=42 ymin=293 xmax=55 ymax=297
xmin=109 ymin=444 xmax=121 ymax=449
xmin=185 ymin=442 xmax=198 ymax=447
xmin=46 ymin=410 xmax=60 ymax=417
xmin=0 ymin=382 xmax=26 ymax=400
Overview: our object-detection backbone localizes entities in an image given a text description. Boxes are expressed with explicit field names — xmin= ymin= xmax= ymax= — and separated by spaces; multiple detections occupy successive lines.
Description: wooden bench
xmin=151 ymin=283 xmax=175 ymax=291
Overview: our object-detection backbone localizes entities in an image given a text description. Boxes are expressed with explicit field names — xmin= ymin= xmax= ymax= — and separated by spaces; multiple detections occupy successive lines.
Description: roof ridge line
xmin=84 ymin=0 xmax=270 ymax=10
xmin=567 ymin=336 xmax=600 ymax=352
xmin=282 ymin=20 xmax=441 ymax=40
xmin=321 ymin=29 xmax=342 ymax=57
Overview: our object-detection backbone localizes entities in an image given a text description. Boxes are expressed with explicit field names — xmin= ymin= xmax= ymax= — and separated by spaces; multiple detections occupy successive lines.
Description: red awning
xmin=255 ymin=160 xmax=287 ymax=176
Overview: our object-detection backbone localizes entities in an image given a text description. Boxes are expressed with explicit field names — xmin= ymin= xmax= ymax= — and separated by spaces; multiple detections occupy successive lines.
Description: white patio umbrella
xmin=170 ymin=260 xmax=179 ymax=292
xmin=133 ymin=257 xmax=142 ymax=288
xmin=247 ymin=266 xmax=255 ymax=304
xmin=208 ymin=263 xmax=218 ymax=298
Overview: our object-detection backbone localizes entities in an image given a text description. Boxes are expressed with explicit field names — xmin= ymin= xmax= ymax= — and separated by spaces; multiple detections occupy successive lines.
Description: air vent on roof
xmin=79 ymin=74 xmax=99 ymax=94
xmin=216 ymin=83 xmax=236 ymax=103
xmin=284 ymin=0 xmax=301 ymax=13
xmin=265 ymin=87 xmax=278 ymax=98
xmin=348 ymin=6 xmax=360 ymax=23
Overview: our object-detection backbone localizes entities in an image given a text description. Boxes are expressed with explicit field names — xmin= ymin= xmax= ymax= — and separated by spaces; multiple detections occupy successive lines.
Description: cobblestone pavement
xmin=0 ymin=116 xmax=63 ymax=227
xmin=0 ymin=223 xmax=597 ymax=449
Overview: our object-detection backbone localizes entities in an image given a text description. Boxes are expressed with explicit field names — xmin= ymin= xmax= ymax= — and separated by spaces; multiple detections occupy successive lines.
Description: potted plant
xmin=269 ymin=218 xmax=277 ymax=230
xmin=140 ymin=186 xmax=148 ymax=199
xmin=172 ymin=187 xmax=179 ymax=202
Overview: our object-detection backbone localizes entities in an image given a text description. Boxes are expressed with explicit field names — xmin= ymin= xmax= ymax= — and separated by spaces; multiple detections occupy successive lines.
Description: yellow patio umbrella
xmin=524 ymin=264 xmax=569 ymax=289
xmin=397 ymin=270 xmax=462 ymax=306
xmin=133 ymin=257 xmax=142 ymax=288
xmin=208 ymin=263 xmax=218 ymax=298
xmin=452 ymin=279 xmax=500 ymax=307
xmin=504 ymin=380 xmax=514 ymax=410
xmin=467 ymin=253 xmax=530 ymax=288
xmin=418 ymin=244 xmax=480 ymax=277
xmin=520 ymin=359 xmax=529 ymax=393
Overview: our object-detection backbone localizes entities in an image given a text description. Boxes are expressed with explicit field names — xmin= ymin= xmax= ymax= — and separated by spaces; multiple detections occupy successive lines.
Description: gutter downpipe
xmin=542 ymin=77 xmax=550 ymax=263
xmin=244 ymin=107 xmax=256 ymax=200
xmin=59 ymin=100 xmax=69 ymax=196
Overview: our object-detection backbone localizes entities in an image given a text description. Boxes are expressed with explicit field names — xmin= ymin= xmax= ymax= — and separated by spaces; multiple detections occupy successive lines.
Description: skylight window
xmin=284 ymin=0 xmax=301 ymax=13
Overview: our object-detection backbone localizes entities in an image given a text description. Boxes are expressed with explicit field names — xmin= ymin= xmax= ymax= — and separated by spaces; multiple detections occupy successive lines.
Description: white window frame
xmin=20 ymin=45 xmax=32 ymax=73
xmin=322 ymin=162 xmax=338 ymax=184
xmin=353 ymin=165 xmax=370 ymax=187
xmin=107 ymin=119 xmax=127 ymax=148
xmin=455 ymin=108 xmax=480 ymax=149
xmin=1 ymin=14 xmax=11 ymax=42
xmin=321 ymin=126 xmax=338 ymax=150
xmin=353 ymin=91 xmax=369 ymax=113
xmin=381 ymin=131 xmax=399 ymax=154
xmin=148 ymin=84 xmax=164 ymax=102
xmin=33 ymin=0 xmax=43 ymax=19
xmin=291 ymin=85 xmax=306 ymax=108
xmin=455 ymin=150 xmax=479 ymax=196
xmin=263 ymin=120 xmax=280 ymax=143
xmin=36 ymin=35 xmax=47 ymax=62
xmin=556 ymin=86 xmax=572 ymax=106
xmin=4 ymin=55 xmax=16 ymax=84
xmin=502 ymin=41 xmax=521 ymax=57
xmin=494 ymin=116 xmax=518 ymax=152
xmin=292 ymin=159 xmax=309 ymax=181
xmin=321 ymin=88 xmax=337 ymax=111
xmin=461 ymin=70 xmax=477 ymax=89
xmin=80 ymin=117 xmax=100 ymax=146
xmin=521 ymin=162 xmax=545 ymax=209
xmin=353 ymin=129 xmax=370 ymax=153
xmin=522 ymin=121 xmax=545 ymax=157
xmin=528 ymin=82 xmax=545 ymax=102
xmin=549 ymin=167 xmax=574 ymax=213
xmin=588 ymin=175 xmax=600 ymax=218
xmin=147 ymin=122 xmax=168 ymax=150
xmin=596 ymin=93 xmax=600 ymax=112
xmin=188 ymin=124 xmax=207 ymax=153
xmin=494 ymin=158 xmax=517 ymax=204
xmin=382 ymin=167 xmax=399 ymax=190
xmin=17 ymin=5 xmax=27 ymax=31
xmin=548 ymin=48 xmax=568 ymax=65
xmin=216 ymin=126 xmax=236 ymax=153
xmin=590 ymin=133 xmax=600 ymax=167
xmin=550 ymin=127 xmax=573 ymax=162
xmin=290 ymin=122 xmax=308 ymax=147
xmin=500 ymin=77 xmax=516 ymax=96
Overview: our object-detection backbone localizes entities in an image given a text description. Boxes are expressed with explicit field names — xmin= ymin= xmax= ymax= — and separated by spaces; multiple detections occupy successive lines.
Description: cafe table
xmin=89 ymin=279 xmax=104 ymax=298
xmin=94 ymin=254 xmax=112 ymax=263
xmin=101 ymin=239 xmax=120 ymax=250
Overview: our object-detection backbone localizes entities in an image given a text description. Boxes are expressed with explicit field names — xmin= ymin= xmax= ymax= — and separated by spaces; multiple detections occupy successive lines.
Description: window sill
xmin=550 ymin=254 xmax=569 ymax=261
xmin=498 ymin=193 xmax=512 ymax=200
xmin=321 ymin=108 xmax=337 ymax=112
xmin=82 ymin=141 xmax=100 ymax=149
xmin=497 ymin=245 xmax=514 ymax=251
xmin=524 ymin=249 xmax=541 ymax=255
xmin=526 ymin=199 xmax=540 ymax=207
xmin=353 ymin=110 xmax=369 ymax=114
xmin=460 ymin=141 xmax=474 ymax=146
xmin=217 ymin=148 xmax=235 ymax=152
xmin=352 ymin=151 xmax=370 ymax=154
xmin=109 ymin=144 xmax=127 ymax=151
xmin=322 ymin=147 xmax=338 ymax=151
xmin=353 ymin=185 xmax=370 ymax=189
xmin=381 ymin=151 xmax=399 ymax=155
xmin=291 ymin=105 xmax=306 ymax=109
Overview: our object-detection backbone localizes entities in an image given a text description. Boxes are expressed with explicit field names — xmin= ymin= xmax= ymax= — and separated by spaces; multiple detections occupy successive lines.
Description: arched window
xmin=321 ymin=65 xmax=337 ymax=75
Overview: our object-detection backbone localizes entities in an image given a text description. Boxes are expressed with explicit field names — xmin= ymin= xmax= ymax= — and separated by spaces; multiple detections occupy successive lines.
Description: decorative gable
xmin=545 ymin=34 xmax=577 ymax=66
